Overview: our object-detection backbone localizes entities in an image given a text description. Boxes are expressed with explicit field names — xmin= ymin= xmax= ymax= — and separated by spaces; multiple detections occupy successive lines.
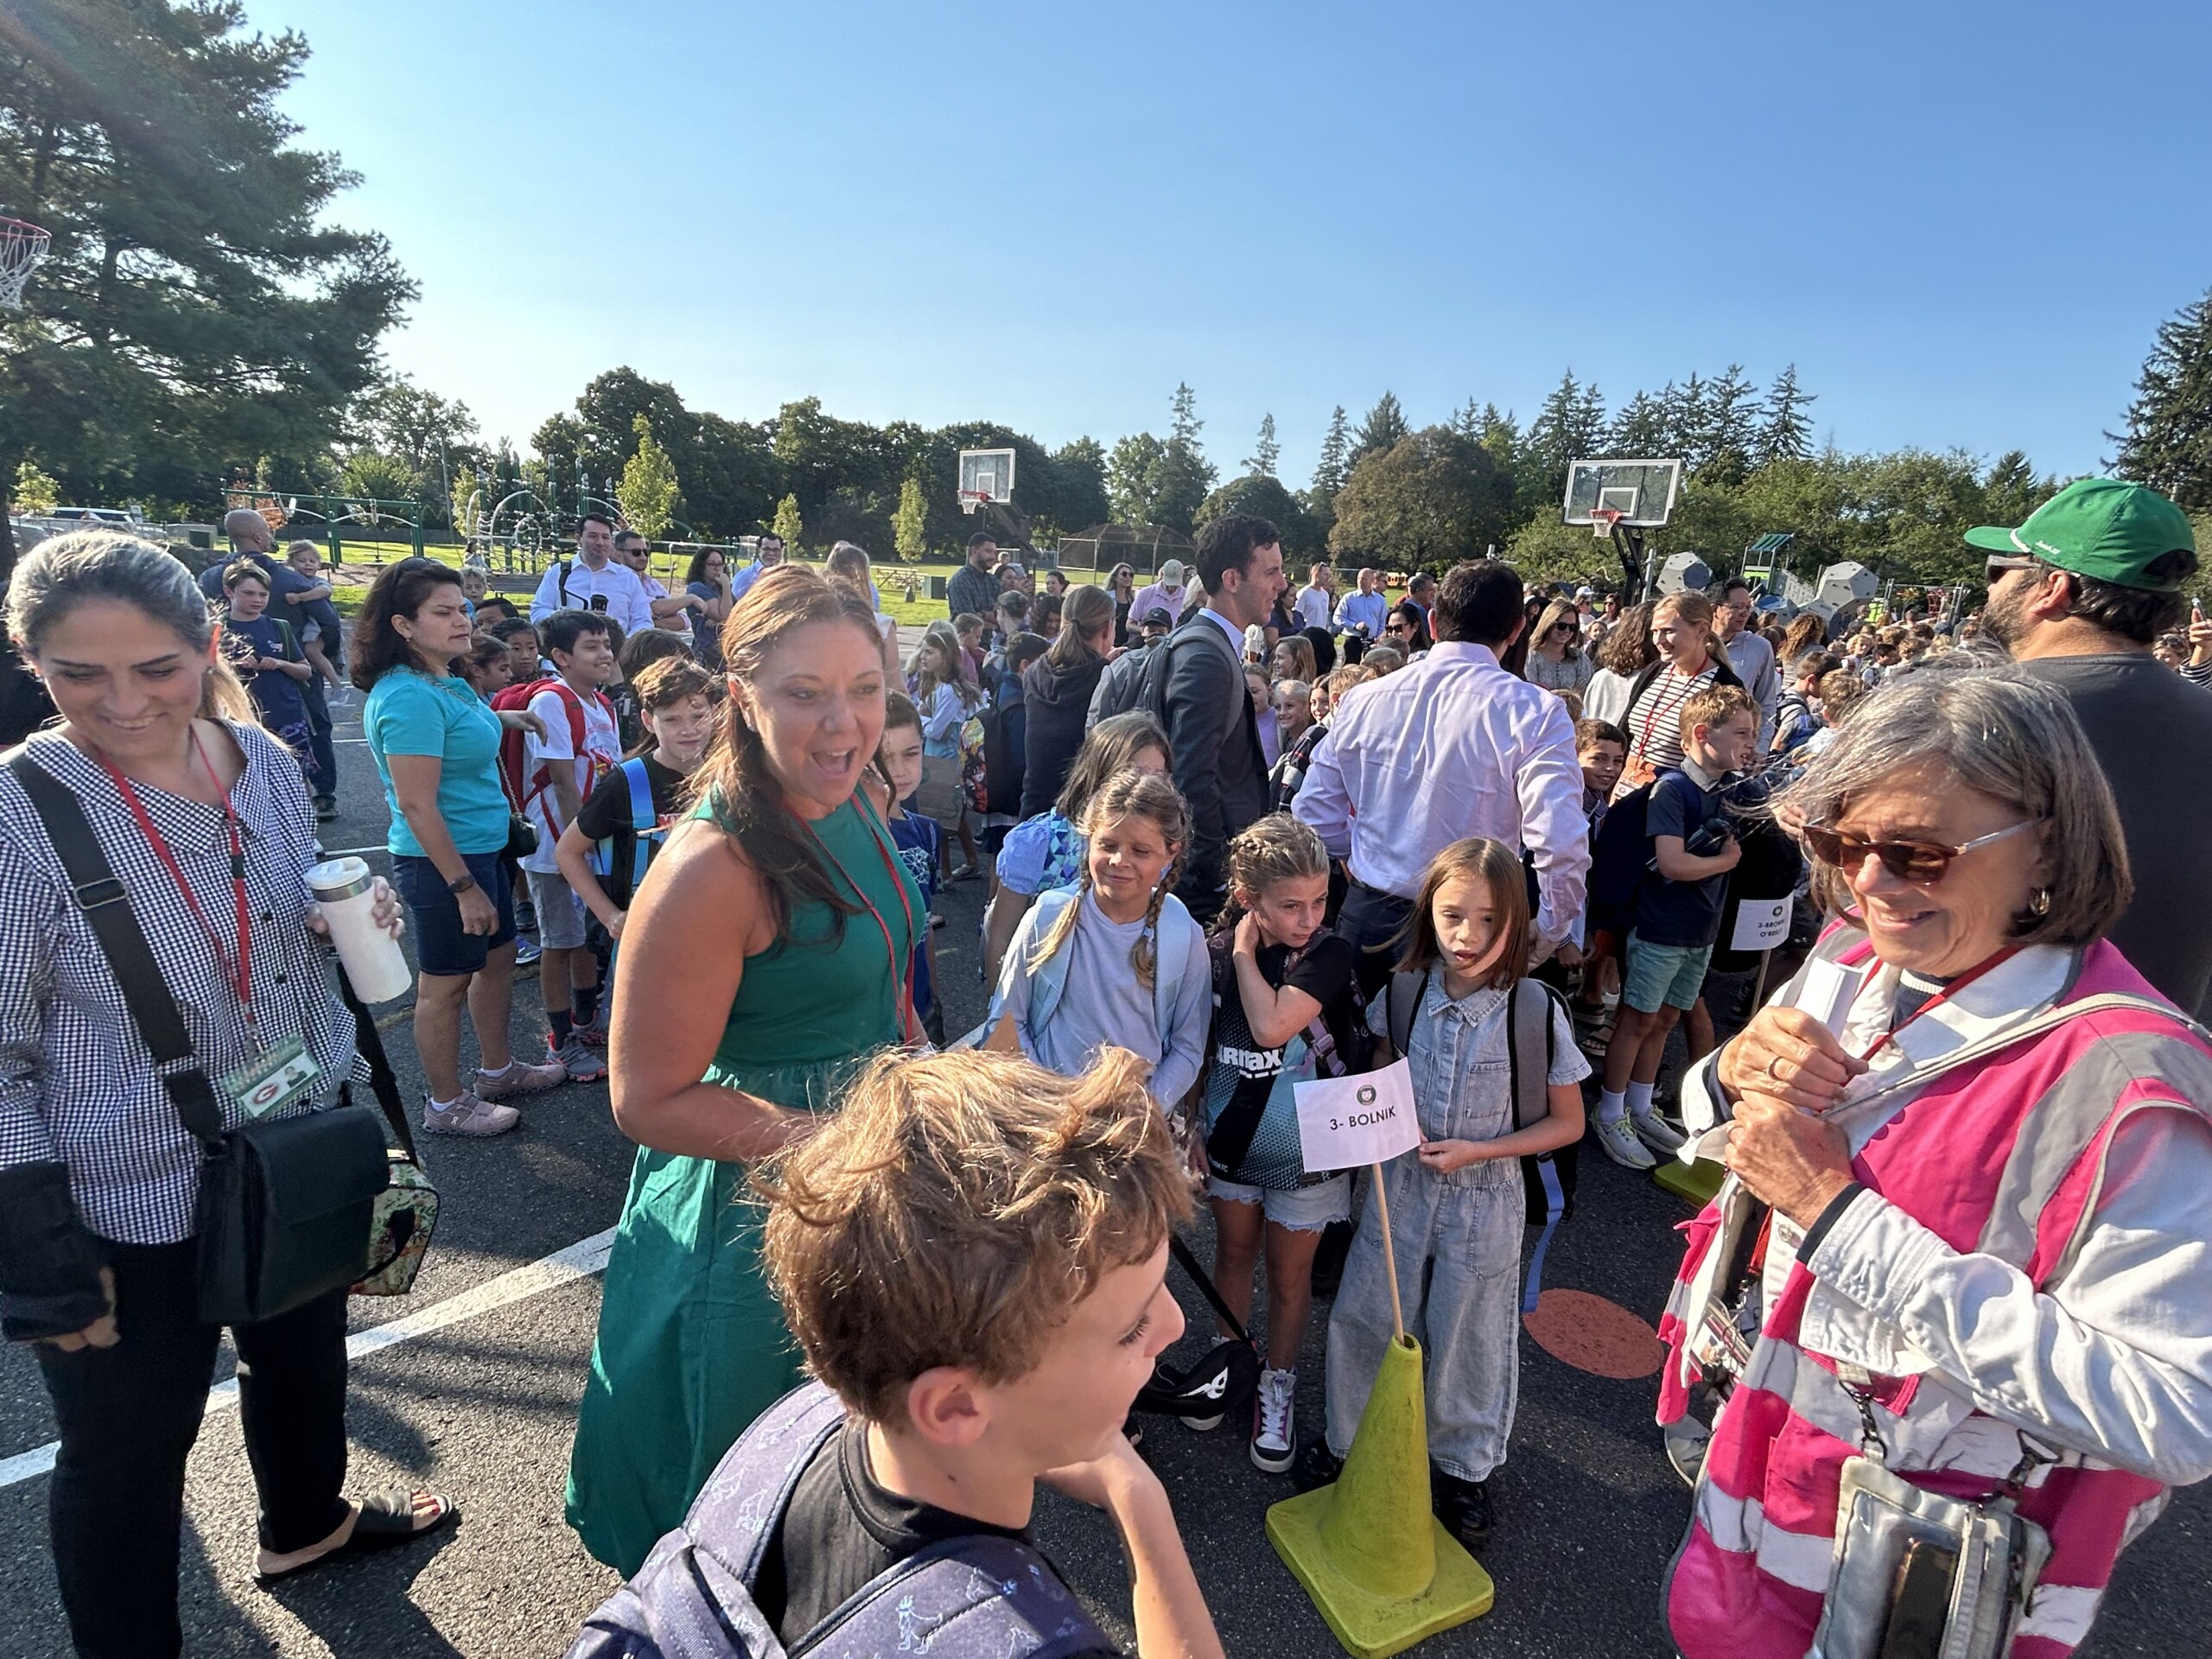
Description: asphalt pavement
xmin=0 ymin=690 xmax=2204 ymax=1657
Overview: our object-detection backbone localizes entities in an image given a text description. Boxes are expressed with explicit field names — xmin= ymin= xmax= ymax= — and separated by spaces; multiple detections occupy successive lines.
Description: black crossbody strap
xmin=330 ymin=962 xmax=417 ymax=1161
xmin=1168 ymin=1230 xmax=1253 ymax=1346
xmin=6 ymin=750 xmax=225 ymax=1143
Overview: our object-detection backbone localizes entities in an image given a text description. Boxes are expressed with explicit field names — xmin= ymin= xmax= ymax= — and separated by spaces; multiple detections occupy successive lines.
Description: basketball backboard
xmin=957 ymin=448 xmax=1017 ymax=505
xmin=1562 ymin=459 xmax=1683 ymax=528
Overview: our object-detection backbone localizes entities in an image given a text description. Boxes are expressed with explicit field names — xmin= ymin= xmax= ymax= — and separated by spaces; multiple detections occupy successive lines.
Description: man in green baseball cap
xmin=1974 ymin=477 xmax=2212 ymax=1018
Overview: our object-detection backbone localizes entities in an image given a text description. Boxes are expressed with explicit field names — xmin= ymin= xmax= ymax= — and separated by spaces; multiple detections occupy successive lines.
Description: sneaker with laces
xmin=1251 ymin=1367 xmax=1297 ymax=1473
xmin=1432 ymin=1471 xmax=1495 ymax=1553
xmin=420 ymin=1091 xmax=520 ymax=1138
xmin=573 ymin=1014 xmax=610 ymax=1051
xmin=548 ymin=1033 xmax=607 ymax=1083
xmin=1290 ymin=1438 xmax=1342 ymax=1494
xmin=513 ymin=934 xmax=543 ymax=967
xmin=1593 ymin=1111 xmax=1657 ymax=1169
xmin=474 ymin=1055 xmax=567 ymax=1100
xmin=1633 ymin=1110 xmax=1688 ymax=1154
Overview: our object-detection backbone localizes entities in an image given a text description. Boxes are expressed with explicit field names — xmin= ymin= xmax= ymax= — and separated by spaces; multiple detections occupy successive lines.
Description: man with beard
xmin=1974 ymin=478 xmax=2212 ymax=1017
xmin=728 ymin=531 xmax=786 ymax=603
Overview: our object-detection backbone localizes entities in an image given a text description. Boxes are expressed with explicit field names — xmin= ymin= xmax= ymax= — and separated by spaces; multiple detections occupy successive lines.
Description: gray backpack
xmin=566 ymin=1383 xmax=1110 ymax=1659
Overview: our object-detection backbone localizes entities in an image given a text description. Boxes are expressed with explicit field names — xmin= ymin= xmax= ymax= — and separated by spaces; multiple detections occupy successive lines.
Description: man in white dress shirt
xmin=530 ymin=512 xmax=653 ymax=634
xmin=1295 ymin=559 xmax=1589 ymax=991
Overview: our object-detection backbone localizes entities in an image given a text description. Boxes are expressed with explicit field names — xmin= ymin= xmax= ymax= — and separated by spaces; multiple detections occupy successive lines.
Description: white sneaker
xmin=1594 ymin=1112 xmax=1657 ymax=1170
xmin=1252 ymin=1367 xmax=1297 ymax=1473
xmin=1633 ymin=1110 xmax=1688 ymax=1154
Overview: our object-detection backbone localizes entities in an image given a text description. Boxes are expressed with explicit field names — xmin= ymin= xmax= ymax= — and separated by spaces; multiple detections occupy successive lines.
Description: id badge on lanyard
xmin=220 ymin=1034 xmax=320 ymax=1120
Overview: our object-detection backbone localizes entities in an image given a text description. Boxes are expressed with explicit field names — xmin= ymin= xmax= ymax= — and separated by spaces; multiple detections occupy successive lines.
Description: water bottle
xmin=306 ymin=857 xmax=413 ymax=1003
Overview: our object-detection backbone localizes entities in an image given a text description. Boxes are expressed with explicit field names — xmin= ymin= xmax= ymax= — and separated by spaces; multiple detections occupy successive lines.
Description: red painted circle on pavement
xmin=1522 ymin=1288 xmax=1665 ymax=1379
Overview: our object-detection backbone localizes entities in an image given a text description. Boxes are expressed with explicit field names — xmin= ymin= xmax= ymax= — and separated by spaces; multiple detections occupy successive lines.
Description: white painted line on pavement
xmin=0 ymin=1226 xmax=618 ymax=1491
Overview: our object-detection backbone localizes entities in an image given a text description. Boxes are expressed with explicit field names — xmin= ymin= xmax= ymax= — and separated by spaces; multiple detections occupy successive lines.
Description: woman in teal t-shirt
xmin=356 ymin=558 xmax=564 ymax=1137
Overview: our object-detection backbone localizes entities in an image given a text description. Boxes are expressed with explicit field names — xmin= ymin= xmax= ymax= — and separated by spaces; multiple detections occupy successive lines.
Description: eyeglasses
xmin=1985 ymin=556 xmax=2037 ymax=587
xmin=1801 ymin=818 xmax=2037 ymax=885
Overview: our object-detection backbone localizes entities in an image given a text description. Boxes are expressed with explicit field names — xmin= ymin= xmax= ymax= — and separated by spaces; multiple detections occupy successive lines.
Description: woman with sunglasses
xmin=1382 ymin=601 xmax=1431 ymax=656
xmin=1656 ymin=670 xmax=2212 ymax=1659
xmin=1522 ymin=597 xmax=1593 ymax=696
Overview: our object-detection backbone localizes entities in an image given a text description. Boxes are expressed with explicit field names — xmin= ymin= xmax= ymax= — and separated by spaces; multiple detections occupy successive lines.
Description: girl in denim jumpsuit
xmin=1319 ymin=838 xmax=1589 ymax=1548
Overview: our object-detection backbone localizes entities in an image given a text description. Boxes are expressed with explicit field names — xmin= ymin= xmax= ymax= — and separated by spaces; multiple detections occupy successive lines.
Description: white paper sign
xmin=1797 ymin=957 xmax=1867 ymax=1039
xmin=1730 ymin=896 xmax=1791 ymax=954
xmin=1294 ymin=1058 xmax=1423 ymax=1173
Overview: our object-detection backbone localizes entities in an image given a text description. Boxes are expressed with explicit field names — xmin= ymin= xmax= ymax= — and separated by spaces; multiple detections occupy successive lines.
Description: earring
xmin=2030 ymin=888 xmax=2052 ymax=916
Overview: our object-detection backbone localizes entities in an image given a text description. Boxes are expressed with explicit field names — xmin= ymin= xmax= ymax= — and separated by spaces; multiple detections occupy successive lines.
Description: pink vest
xmin=1659 ymin=938 xmax=2211 ymax=1659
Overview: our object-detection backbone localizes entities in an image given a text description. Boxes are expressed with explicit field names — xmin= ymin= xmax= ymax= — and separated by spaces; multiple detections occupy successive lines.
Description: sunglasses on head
xmin=1802 ymin=817 xmax=2036 ymax=884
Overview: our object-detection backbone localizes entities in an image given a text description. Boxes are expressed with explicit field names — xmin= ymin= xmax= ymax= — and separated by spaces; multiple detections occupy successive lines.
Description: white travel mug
xmin=306 ymin=857 xmax=414 ymax=1004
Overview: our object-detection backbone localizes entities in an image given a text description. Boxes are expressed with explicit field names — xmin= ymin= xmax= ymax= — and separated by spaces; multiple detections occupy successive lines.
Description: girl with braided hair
xmin=986 ymin=770 xmax=1211 ymax=1109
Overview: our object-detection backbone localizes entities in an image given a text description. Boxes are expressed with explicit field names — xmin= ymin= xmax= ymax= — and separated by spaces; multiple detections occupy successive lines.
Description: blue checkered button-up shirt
xmin=0 ymin=724 xmax=358 ymax=1243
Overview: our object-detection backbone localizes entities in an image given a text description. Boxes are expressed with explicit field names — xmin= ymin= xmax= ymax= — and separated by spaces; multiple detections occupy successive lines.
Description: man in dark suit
xmin=1141 ymin=514 xmax=1286 ymax=919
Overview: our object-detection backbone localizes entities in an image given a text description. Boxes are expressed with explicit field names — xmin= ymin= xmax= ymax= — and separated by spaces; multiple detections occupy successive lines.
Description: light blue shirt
xmin=1338 ymin=591 xmax=1388 ymax=638
xmin=364 ymin=667 xmax=512 ymax=859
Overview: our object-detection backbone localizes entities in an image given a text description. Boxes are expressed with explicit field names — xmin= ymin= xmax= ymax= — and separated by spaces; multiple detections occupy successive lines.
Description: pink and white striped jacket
xmin=1659 ymin=927 xmax=2212 ymax=1659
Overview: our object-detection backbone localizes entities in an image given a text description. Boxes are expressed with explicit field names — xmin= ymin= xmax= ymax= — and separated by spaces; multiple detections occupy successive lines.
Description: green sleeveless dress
xmin=565 ymin=791 xmax=919 ymax=1574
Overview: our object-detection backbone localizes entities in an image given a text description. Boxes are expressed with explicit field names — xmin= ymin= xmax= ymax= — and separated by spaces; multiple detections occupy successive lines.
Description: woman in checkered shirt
xmin=0 ymin=531 xmax=457 ymax=1657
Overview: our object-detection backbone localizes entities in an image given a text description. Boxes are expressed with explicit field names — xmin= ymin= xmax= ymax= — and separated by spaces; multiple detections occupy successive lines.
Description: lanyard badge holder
xmin=1810 ymin=1372 xmax=2054 ymax=1659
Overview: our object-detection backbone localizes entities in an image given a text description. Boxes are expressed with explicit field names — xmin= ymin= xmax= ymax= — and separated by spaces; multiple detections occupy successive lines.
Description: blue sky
xmin=249 ymin=0 xmax=2212 ymax=488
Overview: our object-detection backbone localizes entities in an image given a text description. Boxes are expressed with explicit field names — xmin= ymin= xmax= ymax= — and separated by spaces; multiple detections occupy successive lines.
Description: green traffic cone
xmin=1266 ymin=1334 xmax=1493 ymax=1658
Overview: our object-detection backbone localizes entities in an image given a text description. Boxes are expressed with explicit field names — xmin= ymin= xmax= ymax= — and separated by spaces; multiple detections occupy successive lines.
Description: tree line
xmin=5 ymin=2 xmax=2209 ymax=591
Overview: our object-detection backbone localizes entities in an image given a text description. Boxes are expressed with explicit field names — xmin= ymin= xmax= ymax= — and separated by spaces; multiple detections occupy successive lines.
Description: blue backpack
xmin=566 ymin=1382 xmax=1110 ymax=1659
xmin=588 ymin=758 xmax=664 ymax=910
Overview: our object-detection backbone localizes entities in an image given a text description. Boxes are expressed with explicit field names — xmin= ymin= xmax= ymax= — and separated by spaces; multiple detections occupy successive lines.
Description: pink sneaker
xmin=420 ymin=1092 xmax=520 ymax=1137
xmin=474 ymin=1056 xmax=566 ymax=1100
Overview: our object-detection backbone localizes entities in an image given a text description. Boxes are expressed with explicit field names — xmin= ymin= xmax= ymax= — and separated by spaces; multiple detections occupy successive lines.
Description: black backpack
xmin=979 ymin=696 xmax=1025 ymax=817
xmin=1382 ymin=971 xmax=1573 ymax=1313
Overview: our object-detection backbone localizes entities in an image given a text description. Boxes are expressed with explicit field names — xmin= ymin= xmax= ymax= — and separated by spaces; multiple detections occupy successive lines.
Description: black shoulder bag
xmin=10 ymin=753 xmax=399 ymax=1326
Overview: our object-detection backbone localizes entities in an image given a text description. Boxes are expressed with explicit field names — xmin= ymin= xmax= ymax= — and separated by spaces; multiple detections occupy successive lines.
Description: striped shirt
xmin=0 ymin=725 xmax=357 ymax=1243
xmin=1620 ymin=662 xmax=1719 ymax=784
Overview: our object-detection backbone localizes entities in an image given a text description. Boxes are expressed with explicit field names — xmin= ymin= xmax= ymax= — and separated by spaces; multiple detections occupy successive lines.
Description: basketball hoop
xmin=0 ymin=218 xmax=52 ymax=310
xmin=958 ymin=489 xmax=990 ymax=516
xmin=1591 ymin=507 xmax=1625 ymax=541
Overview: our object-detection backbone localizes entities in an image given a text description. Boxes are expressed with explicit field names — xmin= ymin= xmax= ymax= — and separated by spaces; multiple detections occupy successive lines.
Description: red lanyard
xmin=1634 ymin=665 xmax=1707 ymax=760
xmin=96 ymin=732 xmax=254 ymax=1027
xmin=1853 ymin=945 xmax=2021 ymax=1065
xmin=805 ymin=794 xmax=921 ymax=1042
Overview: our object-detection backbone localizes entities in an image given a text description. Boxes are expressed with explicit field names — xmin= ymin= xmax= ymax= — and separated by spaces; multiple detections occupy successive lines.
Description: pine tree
xmin=771 ymin=493 xmax=804 ymax=550
xmin=1311 ymin=406 xmax=1351 ymax=502
xmin=1705 ymin=365 xmax=1759 ymax=475
xmin=617 ymin=414 xmax=681 ymax=542
xmin=1528 ymin=371 xmax=1605 ymax=475
xmin=1243 ymin=413 xmax=1281 ymax=478
xmin=1352 ymin=392 xmax=1410 ymax=461
xmin=1756 ymin=364 xmax=1818 ymax=465
xmin=1169 ymin=382 xmax=1204 ymax=447
xmin=1664 ymin=374 xmax=1713 ymax=469
xmin=1610 ymin=391 xmax=1670 ymax=456
xmin=893 ymin=474 xmax=929 ymax=563
xmin=1154 ymin=385 xmax=1217 ymax=532
xmin=2111 ymin=287 xmax=2212 ymax=512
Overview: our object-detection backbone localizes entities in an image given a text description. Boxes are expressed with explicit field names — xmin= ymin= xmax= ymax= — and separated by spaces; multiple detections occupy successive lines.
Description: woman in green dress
xmin=566 ymin=567 xmax=919 ymax=1574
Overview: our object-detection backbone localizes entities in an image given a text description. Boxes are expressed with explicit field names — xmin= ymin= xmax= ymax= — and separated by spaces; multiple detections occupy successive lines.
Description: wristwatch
xmin=447 ymin=873 xmax=479 ymax=896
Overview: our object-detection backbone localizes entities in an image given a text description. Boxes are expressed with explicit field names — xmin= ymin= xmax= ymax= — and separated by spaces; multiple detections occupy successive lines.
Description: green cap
xmin=1964 ymin=478 xmax=2196 ymax=591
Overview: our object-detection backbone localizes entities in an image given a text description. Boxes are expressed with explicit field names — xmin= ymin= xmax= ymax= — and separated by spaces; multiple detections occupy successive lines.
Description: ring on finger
xmin=1765 ymin=1054 xmax=1785 ymax=1082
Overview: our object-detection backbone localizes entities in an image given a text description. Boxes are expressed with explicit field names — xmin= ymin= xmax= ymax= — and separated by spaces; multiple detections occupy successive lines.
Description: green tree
xmin=1311 ymin=405 xmax=1351 ymax=505
xmin=1757 ymin=365 xmax=1817 ymax=466
xmin=1610 ymin=390 xmax=1671 ymax=456
xmin=0 ymin=0 xmax=413 ymax=517
xmin=620 ymin=414 xmax=681 ymax=542
xmin=2111 ymin=286 xmax=2212 ymax=512
xmin=1351 ymin=392 xmax=1410 ymax=463
xmin=1107 ymin=432 xmax=1167 ymax=525
xmin=771 ymin=493 xmax=804 ymax=550
xmin=1243 ymin=413 xmax=1281 ymax=478
xmin=11 ymin=460 xmax=59 ymax=514
xmin=893 ymin=474 xmax=928 ymax=563
xmin=1328 ymin=427 xmax=1511 ymax=570
xmin=1523 ymin=372 xmax=1608 ymax=507
xmin=1195 ymin=474 xmax=1319 ymax=558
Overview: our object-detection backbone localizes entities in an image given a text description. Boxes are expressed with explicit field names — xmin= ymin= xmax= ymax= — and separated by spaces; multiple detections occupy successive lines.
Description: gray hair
xmin=8 ymin=530 xmax=252 ymax=723
xmin=1775 ymin=666 xmax=2130 ymax=948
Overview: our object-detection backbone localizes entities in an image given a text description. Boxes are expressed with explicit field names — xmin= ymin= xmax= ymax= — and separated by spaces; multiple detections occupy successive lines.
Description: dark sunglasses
xmin=1802 ymin=818 xmax=2035 ymax=884
xmin=1985 ymin=555 xmax=2037 ymax=587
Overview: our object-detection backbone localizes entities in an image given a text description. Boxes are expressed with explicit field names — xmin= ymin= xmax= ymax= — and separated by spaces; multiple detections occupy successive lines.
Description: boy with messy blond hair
xmin=569 ymin=1046 xmax=1223 ymax=1659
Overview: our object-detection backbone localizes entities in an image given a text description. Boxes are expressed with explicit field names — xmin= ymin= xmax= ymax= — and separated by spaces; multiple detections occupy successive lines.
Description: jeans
xmin=302 ymin=672 xmax=338 ymax=803
xmin=1338 ymin=880 xmax=1415 ymax=996
xmin=1325 ymin=1154 xmax=1525 ymax=1481
xmin=34 ymin=1238 xmax=351 ymax=1659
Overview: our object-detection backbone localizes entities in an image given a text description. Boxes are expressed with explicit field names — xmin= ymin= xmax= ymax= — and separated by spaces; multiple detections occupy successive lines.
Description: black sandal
xmin=257 ymin=1489 xmax=459 ymax=1585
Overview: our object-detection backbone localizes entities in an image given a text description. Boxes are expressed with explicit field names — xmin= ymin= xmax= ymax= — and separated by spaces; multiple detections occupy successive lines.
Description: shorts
xmin=1623 ymin=932 xmax=1714 ymax=1014
xmin=1207 ymin=1172 xmax=1354 ymax=1233
xmin=527 ymin=867 xmax=590 ymax=950
xmin=393 ymin=851 xmax=515 ymax=977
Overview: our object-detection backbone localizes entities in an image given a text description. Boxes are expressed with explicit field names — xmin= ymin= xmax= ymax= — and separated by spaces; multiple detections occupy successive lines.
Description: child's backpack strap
xmin=1147 ymin=893 xmax=1198 ymax=1049
xmin=624 ymin=756 xmax=658 ymax=890
xmin=1508 ymin=977 xmax=1570 ymax=1316
xmin=798 ymin=1533 xmax=1110 ymax=1659
xmin=994 ymin=887 xmax=1078 ymax=1036
xmin=1384 ymin=967 xmax=1431 ymax=1059
xmin=566 ymin=1381 xmax=842 ymax=1659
